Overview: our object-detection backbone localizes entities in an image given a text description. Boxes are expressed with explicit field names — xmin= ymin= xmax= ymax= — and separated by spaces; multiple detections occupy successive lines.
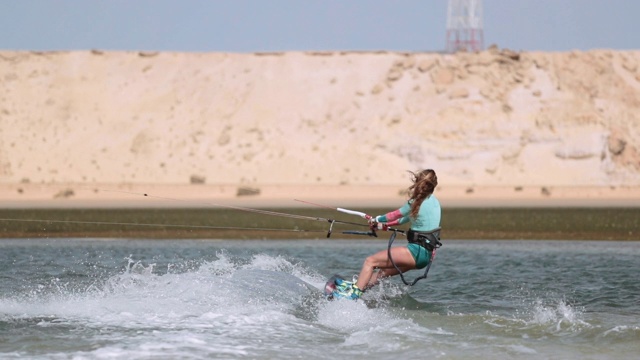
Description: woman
xmin=332 ymin=169 xmax=441 ymax=300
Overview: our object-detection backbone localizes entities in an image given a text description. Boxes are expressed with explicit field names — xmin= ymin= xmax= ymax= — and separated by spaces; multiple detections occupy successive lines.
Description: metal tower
xmin=446 ymin=0 xmax=484 ymax=53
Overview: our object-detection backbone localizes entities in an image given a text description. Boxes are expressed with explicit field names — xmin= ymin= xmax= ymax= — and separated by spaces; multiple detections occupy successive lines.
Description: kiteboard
xmin=323 ymin=274 xmax=341 ymax=298
xmin=324 ymin=274 xmax=355 ymax=300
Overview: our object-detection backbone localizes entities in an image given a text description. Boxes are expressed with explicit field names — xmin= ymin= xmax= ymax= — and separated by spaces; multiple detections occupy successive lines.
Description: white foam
xmin=528 ymin=298 xmax=590 ymax=331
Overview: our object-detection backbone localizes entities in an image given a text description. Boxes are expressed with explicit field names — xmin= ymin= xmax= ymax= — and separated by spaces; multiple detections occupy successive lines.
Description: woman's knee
xmin=363 ymin=255 xmax=378 ymax=269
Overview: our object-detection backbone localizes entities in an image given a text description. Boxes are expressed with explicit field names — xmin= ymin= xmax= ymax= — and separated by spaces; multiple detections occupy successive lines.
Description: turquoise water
xmin=1 ymin=238 xmax=639 ymax=359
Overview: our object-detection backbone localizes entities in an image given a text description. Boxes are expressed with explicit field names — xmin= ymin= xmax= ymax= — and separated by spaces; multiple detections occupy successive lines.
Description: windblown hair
xmin=407 ymin=169 xmax=438 ymax=218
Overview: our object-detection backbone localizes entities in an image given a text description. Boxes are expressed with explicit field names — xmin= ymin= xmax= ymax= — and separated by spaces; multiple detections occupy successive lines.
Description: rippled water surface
xmin=1 ymin=239 xmax=639 ymax=359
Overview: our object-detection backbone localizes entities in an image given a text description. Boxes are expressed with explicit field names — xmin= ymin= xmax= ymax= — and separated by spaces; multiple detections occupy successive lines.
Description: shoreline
xmin=2 ymin=206 xmax=638 ymax=241
xmin=2 ymin=183 xmax=640 ymax=209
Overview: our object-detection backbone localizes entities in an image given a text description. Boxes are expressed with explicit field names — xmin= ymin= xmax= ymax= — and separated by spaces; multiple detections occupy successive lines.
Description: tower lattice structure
xmin=446 ymin=0 xmax=484 ymax=53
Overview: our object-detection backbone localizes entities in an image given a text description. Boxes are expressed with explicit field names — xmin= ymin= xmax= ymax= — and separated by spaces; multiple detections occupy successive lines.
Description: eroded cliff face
xmin=1 ymin=48 xmax=638 ymax=187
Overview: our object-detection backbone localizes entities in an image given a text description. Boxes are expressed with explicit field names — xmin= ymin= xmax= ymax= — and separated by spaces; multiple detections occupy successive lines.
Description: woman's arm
xmin=375 ymin=202 xmax=411 ymax=226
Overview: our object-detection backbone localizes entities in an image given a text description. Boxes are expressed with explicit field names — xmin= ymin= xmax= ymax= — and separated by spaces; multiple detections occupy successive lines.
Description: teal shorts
xmin=408 ymin=243 xmax=432 ymax=269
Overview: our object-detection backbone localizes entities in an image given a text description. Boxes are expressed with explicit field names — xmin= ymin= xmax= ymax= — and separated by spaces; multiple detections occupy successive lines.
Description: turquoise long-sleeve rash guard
xmin=376 ymin=195 xmax=441 ymax=231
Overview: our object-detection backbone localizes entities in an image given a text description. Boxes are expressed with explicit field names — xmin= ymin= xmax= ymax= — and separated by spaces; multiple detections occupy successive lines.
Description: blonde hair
xmin=407 ymin=169 xmax=438 ymax=218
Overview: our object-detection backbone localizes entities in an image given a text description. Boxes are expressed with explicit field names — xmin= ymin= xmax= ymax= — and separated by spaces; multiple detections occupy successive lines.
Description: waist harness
xmin=387 ymin=227 xmax=442 ymax=286
xmin=406 ymin=228 xmax=442 ymax=251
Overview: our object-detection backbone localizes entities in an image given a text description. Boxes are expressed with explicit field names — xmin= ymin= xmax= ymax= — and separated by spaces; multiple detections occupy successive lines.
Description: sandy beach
xmin=2 ymin=183 xmax=639 ymax=209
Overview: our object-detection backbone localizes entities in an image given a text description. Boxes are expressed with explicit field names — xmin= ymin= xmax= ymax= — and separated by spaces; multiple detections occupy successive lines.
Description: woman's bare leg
xmin=356 ymin=247 xmax=416 ymax=290
xmin=367 ymin=265 xmax=412 ymax=288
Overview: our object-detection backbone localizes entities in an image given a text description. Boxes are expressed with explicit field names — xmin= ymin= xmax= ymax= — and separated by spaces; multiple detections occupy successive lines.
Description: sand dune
xmin=1 ymin=47 xmax=639 ymax=207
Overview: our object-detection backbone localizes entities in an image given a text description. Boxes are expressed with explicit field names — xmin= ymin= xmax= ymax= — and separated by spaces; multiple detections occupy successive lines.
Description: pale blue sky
xmin=1 ymin=0 xmax=638 ymax=53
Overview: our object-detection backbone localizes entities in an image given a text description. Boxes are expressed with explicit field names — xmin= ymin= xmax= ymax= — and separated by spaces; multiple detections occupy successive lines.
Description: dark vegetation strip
xmin=0 ymin=208 xmax=638 ymax=240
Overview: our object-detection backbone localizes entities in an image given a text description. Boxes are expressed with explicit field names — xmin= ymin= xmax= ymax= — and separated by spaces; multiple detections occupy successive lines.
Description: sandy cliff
xmin=1 ymin=47 xmax=639 ymax=205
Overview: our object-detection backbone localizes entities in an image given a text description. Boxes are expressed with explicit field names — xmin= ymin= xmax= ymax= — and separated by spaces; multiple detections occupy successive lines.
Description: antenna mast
xmin=446 ymin=0 xmax=484 ymax=53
